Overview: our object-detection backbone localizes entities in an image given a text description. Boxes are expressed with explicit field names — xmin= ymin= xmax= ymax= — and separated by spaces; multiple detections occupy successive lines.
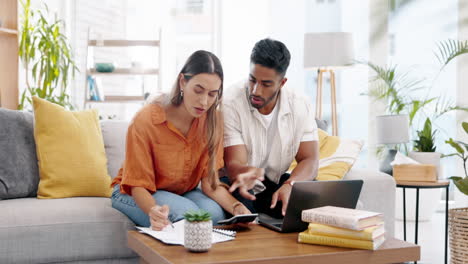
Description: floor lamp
xmin=303 ymin=32 xmax=355 ymax=136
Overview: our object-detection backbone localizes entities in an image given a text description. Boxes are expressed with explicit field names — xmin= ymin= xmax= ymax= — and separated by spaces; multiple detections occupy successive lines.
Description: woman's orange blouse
xmin=111 ymin=103 xmax=224 ymax=195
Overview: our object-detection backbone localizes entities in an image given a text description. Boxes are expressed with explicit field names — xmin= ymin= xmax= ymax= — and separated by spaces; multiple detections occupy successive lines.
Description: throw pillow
xmin=33 ymin=97 xmax=111 ymax=198
xmin=0 ymin=109 xmax=39 ymax=199
xmin=100 ymin=120 xmax=129 ymax=179
xmin=288 ymin=129 xmax=363 ymax=181
xmin=317 ymin=129 xmax=363 ymax=180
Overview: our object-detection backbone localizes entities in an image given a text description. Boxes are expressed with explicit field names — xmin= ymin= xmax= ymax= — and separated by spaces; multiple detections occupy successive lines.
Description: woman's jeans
xmin=111 ymin=185 xmax=225 ymax=227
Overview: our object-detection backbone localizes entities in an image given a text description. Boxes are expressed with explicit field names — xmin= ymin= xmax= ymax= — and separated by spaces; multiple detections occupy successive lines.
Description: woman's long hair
xmin=168 ymin=50 xmax=224 ymax=190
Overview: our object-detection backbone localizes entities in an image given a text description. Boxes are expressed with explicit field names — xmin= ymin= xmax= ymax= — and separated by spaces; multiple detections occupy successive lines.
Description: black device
xmin=217 ymin=214 xmax=259 ymax=225
xmin=258 ymin=180 xmax=364 ymax=233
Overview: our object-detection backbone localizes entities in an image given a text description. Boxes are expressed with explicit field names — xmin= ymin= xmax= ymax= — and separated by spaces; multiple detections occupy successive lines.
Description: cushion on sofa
xmin=33 ymin=97 xmax=112 ymax=198
xmin=316 ymin=129 xmax=363 ymax=181
xmin=0 ymin=197 xmax=137 ymax=263
xmin=0 ymin=109 xmax=39 ymax=199
xmin=288 ymin=129 xmax=363 ymax=180
xmin=101 ymin=120 xmax=129 ymax=179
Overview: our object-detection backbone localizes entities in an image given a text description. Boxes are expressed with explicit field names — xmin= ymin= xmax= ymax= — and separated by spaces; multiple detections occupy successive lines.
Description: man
xmin=223 ymin=38 xmax=319 ymax=218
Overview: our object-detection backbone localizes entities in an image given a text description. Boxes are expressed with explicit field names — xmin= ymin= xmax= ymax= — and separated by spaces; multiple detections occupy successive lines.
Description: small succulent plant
xmin=183 ymin=209 xmax=211 ymax=222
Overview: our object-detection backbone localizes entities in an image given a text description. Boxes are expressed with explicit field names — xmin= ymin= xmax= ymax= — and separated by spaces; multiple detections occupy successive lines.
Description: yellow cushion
xmin=33 ymin=97 xmax=111 ymax=198
xmin=288 ymin=129 xmax=362 ymax=181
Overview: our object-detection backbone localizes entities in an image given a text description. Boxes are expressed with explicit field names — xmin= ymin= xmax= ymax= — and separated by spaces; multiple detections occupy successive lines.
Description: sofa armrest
xmin=343 ymin=168 xmax=396 ymax=237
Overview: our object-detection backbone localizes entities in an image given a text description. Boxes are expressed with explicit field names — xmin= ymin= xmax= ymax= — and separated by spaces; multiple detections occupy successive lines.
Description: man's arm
xmin=224 ymin=145 xmax=264 ymax=200
xmin=290 ymin=140 xmax=319 ymax=181
xmin=270 ymin=140 xmax=319 ymax=215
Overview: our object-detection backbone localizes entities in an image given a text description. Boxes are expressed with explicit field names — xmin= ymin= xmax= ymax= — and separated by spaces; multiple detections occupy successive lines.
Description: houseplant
xmin=365 ymin=40 xmax=468 ymax=221
xmin=413 ymin=118 xmax=437 ymax=153
xmin=445 ymin=121 xmax=468 ymax=264
xmin=18 ymin=0 xmax=78 ymax=110
xmin=445 ymin=121 xmax=468 ymax=195
xmin=183 ymin=209 xmax=212 ymax=252
xmin=409 ymin=118 xmax=442 ymax=179
xmin=366 ymin=40 xmax=468 ymax=153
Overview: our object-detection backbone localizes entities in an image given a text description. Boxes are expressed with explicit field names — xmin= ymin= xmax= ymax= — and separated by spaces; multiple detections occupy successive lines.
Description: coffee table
xmin=128 ymin=224 xmax=420 ymax=264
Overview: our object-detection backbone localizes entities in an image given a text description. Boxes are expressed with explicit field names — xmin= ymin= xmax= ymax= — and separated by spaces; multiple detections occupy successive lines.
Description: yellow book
xmin=308 ymin=223 xmax=385 ymax=241
xmin=298 ymin=232 xmax=385 ymax=250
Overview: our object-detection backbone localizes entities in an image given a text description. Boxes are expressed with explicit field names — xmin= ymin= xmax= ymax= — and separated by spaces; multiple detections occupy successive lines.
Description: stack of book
xmin=299 ymin=206 xmax=385 ymax=250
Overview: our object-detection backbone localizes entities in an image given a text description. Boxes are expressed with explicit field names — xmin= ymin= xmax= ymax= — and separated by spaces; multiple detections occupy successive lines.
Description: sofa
xmin=0 ymin=110 xmax=396 ymax=264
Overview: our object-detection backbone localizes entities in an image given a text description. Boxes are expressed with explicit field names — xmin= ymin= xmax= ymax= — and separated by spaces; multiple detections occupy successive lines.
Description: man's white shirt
xmin=223 ymin=81 xmax=318 ymax=186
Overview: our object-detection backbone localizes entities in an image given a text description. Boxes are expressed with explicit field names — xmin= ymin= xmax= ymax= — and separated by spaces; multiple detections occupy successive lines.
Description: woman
xmin=111 ymin=50 xmax=251 ymax=230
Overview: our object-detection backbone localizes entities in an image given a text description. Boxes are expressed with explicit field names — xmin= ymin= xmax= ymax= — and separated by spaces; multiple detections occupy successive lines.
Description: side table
xmin=396 ymin=180 xmax=450 ymax=264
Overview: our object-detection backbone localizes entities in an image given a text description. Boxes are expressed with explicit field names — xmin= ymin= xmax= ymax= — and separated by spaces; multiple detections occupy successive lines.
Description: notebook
xmin=136 ymin=220 xmax=236 ymax=245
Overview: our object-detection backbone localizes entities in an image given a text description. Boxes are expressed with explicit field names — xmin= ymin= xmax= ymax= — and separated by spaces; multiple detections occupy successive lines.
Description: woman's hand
xmin=149 ymin=204 xmax=171 ymax=231
xmin=233 ymin=203 xmax=251 ymax=215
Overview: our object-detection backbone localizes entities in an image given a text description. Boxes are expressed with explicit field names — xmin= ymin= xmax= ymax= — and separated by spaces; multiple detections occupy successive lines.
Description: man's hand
xmin=229 ymin=167 xmax=265 ymax=200
xmin=270 ymin=184 xmax=292 ymax=216
xmin=149 ymin=205 xmax=171 ymax=231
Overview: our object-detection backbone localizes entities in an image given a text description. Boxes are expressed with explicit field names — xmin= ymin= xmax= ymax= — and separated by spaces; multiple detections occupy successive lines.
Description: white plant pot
xmin=395 ymin=152 xmax=442 ymax=222
xmin=184 ymin=220 xmax=212 ymax=252
xmin=408 ymin=151 xmax=442 ymax=179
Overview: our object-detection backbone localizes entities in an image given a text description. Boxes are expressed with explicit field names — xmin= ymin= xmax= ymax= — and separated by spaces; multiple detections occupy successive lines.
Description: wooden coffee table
xmin=128 ymin=224 xmax=420 ymax=264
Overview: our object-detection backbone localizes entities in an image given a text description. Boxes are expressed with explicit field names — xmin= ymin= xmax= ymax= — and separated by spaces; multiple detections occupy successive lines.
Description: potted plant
xmin=18 ymin=0 xmax=78 ymax=110
xmin=364 ymin=40 xmax=468 ymax=222
xmin=445 ymin=122 xmax=468 ymax=196
xmin=445 ymin=121 xmax=468 ymax=264
xmin=183 ymin=209 xmax=212 ymax=252
xmin=410 ymin=118 xmax=442 ymax=178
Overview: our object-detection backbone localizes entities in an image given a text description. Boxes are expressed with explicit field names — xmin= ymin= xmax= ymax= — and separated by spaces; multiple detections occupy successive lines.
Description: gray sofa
xmin=0 ymin=110 xmax=396 ymax=264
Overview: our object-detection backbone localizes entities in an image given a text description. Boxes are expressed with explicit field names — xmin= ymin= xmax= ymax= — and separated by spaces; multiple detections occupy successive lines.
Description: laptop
xmin=258 ymin=180 xmax=363 ymax=233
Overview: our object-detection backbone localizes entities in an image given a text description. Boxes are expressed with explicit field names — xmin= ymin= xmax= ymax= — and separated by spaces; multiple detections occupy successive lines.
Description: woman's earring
xmin=180 ymin=89 xmax=184 ymax=98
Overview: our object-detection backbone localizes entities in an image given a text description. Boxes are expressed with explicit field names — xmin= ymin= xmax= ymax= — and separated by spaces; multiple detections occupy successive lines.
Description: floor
xmin=394 ymin=207 xmax=448 ymax=264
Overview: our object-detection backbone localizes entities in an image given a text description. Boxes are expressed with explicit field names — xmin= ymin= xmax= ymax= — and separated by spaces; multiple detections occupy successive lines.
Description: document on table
xmin=136 ymin=220 xmax=236 ymax=245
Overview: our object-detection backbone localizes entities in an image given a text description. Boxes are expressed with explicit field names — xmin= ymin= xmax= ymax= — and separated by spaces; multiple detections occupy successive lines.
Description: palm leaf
xmin=409 ymin=98 xmax=436 ymax=124
xmin=435 ymin=39 xmax=468 ymax=68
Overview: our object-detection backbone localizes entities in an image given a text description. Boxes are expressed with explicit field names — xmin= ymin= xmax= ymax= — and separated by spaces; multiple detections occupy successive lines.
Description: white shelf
xmin=84 ymin=33 xmax=162 ymax=111
xmin=88 ymin=39 xmax=160 ymax=47
xmin=87 ymin=68 xmax=159 ymax=76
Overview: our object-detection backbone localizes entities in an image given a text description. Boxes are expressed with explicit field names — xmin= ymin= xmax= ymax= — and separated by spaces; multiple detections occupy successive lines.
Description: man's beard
xmin=249 ymin=89 xmax=280 ymax=109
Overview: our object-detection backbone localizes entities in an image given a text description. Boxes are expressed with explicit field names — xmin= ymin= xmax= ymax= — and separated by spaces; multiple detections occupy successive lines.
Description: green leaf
xmin=183 ymin=209 xmax=211 ymax=222
xmin=463 ymin=122 xmax=468 ymax=134
xmin=449 ymin=176 xmax=468 ymax=195
xmin=413 ymin=118 xmax=437 ymax=152
xmin=435 ymin=39 xmax=468 ymax=68
xmin=441 ymin=153 xmax=459 ymax=158
xmin=446 ymin=138 xmax=465 ymax=154
xmin=455 ymin=141 xmax=468 ymax=151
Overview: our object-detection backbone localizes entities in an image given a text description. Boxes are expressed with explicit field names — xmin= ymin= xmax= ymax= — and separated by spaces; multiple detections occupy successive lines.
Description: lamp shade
xmin=303 ymin=32 xmax=355 ymax=69
xmin=376 ymin=115 xmax=410 ymax=144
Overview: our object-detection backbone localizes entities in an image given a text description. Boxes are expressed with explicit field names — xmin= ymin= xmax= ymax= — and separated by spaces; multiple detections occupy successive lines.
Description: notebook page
xmin=137 ymin=220 xmax=235 ymax=245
